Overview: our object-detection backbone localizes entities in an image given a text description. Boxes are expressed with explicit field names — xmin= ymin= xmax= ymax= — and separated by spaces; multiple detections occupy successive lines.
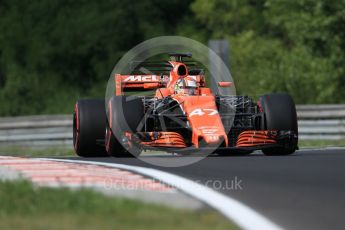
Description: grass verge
xmin=298 ymin=139 xmax=345 ymax=148
xmin=0 ymin=180 xmax=238 ymax=230
xmin=0 ymin=146 xmax=75 ymax=157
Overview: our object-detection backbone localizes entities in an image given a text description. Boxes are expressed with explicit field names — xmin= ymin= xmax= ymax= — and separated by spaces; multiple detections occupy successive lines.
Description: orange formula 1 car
xmin=73 ymin=53 xmax=298 ymax=157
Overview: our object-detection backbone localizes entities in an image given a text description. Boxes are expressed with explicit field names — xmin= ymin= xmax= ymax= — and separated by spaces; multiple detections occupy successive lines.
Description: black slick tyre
xmin=260 ymin=93 xmax=298 ymax=156
xmin=73 ymin=99 xmax=108 ymax=157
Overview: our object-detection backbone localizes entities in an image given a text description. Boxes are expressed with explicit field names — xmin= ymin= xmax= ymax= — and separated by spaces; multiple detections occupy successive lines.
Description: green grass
xmin=0 ymin=180 xmax=238 ymax=230
xmin=298 ymin=139 xmax=345 ymax=148
xmin=0 ymin=146 xmax=75 ymax=157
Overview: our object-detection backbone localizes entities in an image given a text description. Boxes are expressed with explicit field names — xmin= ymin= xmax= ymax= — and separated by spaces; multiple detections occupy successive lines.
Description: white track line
xmin=39 ymin=158 xmax=283 ymax=230
xmin=298 ymin=147 xmax=345 ymax=151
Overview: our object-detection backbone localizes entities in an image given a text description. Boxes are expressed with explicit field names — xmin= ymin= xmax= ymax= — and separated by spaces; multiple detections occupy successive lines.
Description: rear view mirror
xmin=218 ymin=82 xmax=233 ymax=87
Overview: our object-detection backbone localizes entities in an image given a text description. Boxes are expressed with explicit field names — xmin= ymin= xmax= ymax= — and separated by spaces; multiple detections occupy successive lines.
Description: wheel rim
xmin=105 ymin=125 xmax=112 ymax=153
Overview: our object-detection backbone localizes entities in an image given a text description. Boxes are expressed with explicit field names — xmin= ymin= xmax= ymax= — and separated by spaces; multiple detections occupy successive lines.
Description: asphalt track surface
xmin=61 ymin=149 xmax=345 ymax=230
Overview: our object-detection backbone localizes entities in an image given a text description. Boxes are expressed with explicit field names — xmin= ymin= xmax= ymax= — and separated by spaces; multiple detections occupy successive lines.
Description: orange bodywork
xmin=236 ymin=130 xmax=277 ymax=147
xmin=173 ymin=95 xmax=228 ymax=148
xmin=114 ymin=60 xmax=275 ymax=149
xmin=140 ymin=132 xmax=187 ymax=148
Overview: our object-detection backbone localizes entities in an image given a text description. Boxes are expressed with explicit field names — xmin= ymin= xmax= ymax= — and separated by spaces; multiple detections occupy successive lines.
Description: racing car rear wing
xmin=114 ymin=73 xmax=207 ymax=96
xmin=115 ymin=74 xmax=169 ymax=96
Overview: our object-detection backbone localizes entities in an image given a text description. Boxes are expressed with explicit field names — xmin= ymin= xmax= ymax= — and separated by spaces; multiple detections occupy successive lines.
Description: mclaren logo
xmin=124 ymin=75 xmax=158 ymax=82
xmin=189 ymin=108 xmax=218 ymax=117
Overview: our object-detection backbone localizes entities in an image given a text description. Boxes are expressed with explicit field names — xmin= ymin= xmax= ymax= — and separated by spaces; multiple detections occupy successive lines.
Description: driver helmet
xmin=174 ymin=77 xmax=197 ymax=95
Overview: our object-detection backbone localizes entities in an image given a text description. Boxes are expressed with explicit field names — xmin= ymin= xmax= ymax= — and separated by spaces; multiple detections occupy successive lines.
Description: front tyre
xmin=104 ymin=122 xmax=133 ymax=157
xmin=260 ymin=93 xmax=298 ymax=156
xmin=105 ymin=96 xmax=144 ymax=157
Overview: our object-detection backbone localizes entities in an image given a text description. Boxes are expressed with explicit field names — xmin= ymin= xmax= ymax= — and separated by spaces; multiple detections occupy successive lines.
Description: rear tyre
xmin=105 ymin=96 xmax=144 ymax=157
xmin=73 ymin=99 xmax=108 ymax=157
xmin=260 ymin=93 xmax=298 ymax=156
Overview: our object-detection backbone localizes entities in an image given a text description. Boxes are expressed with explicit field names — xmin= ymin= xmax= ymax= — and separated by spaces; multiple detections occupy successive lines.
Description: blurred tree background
xmin=0 ymin=0 xmax=344 ymax=115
